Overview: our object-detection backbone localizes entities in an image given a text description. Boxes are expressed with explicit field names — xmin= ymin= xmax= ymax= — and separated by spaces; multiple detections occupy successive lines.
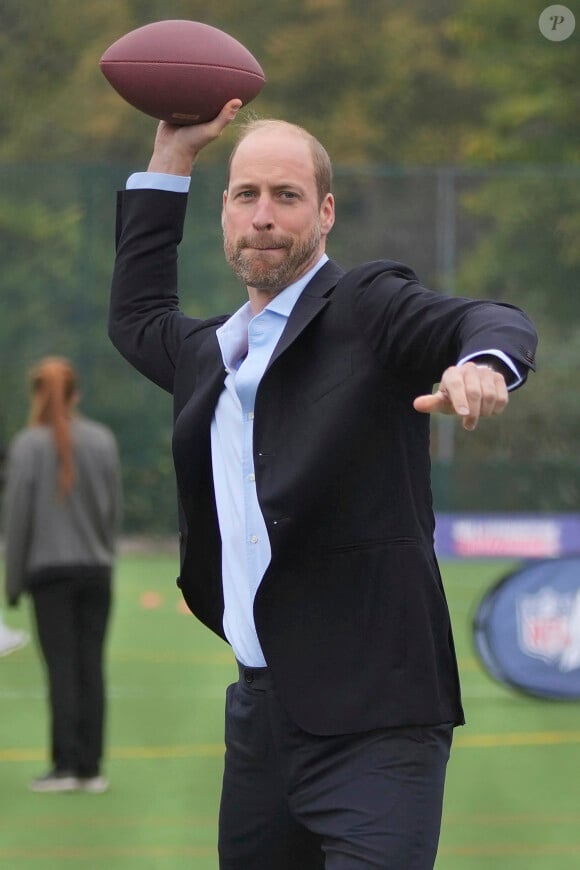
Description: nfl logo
xmin=517 ymin=587 xmax=580 ymax=672
xmin=473 ymin=558 xmax=580 ymax=699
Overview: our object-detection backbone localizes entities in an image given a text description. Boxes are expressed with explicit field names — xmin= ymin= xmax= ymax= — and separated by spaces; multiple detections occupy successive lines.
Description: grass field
xmin=2 ymin=554 xmax=580 ymax=868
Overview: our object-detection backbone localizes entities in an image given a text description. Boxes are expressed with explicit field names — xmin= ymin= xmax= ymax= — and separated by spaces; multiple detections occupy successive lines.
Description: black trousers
xmin=219 ymin=665 xmax=453 ymax=870
xmin=30 ymin=576 xmax=112 ymax=777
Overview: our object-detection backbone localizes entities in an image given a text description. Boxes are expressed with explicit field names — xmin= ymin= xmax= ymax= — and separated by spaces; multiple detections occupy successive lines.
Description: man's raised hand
xmin=147 ymin=99 xmax=242 ymax=176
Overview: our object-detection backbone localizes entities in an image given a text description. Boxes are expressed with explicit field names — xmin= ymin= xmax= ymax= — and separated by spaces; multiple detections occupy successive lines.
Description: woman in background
xmin=2 ymin=357 xmax=122 ymax=793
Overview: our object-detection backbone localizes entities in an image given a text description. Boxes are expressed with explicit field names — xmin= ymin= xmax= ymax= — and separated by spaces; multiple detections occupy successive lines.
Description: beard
xmin=223 ymin=223 xmax=322 ymax=294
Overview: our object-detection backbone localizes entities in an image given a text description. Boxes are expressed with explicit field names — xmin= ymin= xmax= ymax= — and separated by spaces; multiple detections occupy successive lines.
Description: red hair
xmin=28 ymin=357 xmax=78 ymax=498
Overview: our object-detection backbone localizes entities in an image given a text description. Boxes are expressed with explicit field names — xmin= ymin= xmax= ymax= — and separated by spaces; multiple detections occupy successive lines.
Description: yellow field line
xmin=0 ymin=814 xmax=216 ymax=830
xmin=3 ymin=729 xmax=580 ymax=763
xmin=0 ymin=846 xmax=216 ymax=859
xmin=2 ymin=812 xmax=579 ymax=832
xmin=440 ymin=843 xmax=580 ymax=856
xmin=444 ymin=813 xmax=580 ymax=825
xmin=0 ymin=813 xmax=580 ymax=831
xmin=113 ymin=743 xmax=225 ymax=759
xmin=0 ymin=743 xmax=224 ymax=762
xmin=3 ymin=843 xmax=580 ymax=861
xmin=456 ymin=656 xmax=480 ymax=671
xmin=454 ymin=729 xmax=580 ymax=748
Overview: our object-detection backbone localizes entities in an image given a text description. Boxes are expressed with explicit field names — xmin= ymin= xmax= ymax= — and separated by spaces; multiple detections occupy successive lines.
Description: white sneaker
xmin=0 ymin=626 xmax=29 ymax=657
xmin=29 ymin=771 xmax=79 ymax=793
xmin=78 ymin=775 xmax=109 ymax=794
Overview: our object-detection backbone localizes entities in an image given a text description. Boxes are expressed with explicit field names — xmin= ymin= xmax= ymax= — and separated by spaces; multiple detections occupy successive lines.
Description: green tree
xmin=441 ymin=2 xmax=580 ymax=495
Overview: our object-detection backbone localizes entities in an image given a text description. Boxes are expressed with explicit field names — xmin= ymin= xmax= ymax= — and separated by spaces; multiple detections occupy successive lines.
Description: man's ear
xmin=221 ymin=189 xmax=228 ymax=229
xmin=320 ymin=193 xmax=335 ymax=236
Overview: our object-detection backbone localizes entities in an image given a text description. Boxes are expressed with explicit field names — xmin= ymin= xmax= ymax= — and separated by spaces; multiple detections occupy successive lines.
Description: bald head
xmin=226 ymin=119 xmax=333 ymax=206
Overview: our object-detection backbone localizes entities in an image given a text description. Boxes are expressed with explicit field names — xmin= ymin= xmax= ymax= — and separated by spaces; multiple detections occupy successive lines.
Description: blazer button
xmin=244 ymin=670 xmax=254 ymax=685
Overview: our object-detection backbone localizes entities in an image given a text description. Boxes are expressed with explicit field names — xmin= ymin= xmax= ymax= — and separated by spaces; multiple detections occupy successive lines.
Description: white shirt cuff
xmin=126 ymin=172 xmax=191 ymax=193
xmin=457 ymin=349 xmax=523 ymax=390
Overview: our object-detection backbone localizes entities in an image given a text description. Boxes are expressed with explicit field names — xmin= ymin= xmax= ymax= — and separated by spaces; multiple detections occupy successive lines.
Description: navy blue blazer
xmin=110 ymin=188 xmax=537 ymax=735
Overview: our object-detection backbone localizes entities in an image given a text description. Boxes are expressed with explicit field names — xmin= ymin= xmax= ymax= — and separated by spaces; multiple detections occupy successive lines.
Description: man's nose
xmin=252 ymin=196 xmax=275 ymax=230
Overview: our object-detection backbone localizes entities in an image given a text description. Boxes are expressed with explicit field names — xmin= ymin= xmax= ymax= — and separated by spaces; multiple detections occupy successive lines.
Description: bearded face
xmin=223 ymin=222 xmax=322 ymax=294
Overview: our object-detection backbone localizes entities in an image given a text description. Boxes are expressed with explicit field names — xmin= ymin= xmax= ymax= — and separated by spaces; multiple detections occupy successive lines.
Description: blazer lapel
xmin=267 ymin=259 xmax=344 ymax=369
xmin=175 ymin=258 xmax=344 ymax=425
xmin=174 ymin=333 xmax=225 ymax=440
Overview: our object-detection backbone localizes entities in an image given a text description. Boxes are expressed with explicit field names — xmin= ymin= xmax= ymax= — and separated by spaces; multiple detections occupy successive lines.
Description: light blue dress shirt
xmin=126 ymin=171 xmax=523 ymax=667
xmin=212 ymin=257 xmax=329 ymax=666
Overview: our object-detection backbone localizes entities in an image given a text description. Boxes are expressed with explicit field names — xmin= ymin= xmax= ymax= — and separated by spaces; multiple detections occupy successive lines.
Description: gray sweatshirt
xmin=2 ymin=417 xmax=122 ymax=604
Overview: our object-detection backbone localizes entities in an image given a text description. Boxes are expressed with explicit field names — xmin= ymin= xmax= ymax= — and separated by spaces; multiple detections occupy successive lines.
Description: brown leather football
xmin=100 ymin=20 xmax=265 ymax=125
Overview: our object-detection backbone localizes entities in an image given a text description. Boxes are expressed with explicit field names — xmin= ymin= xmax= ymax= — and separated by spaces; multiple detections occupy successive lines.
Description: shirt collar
xmin=266 ymin=253 xmax=329 ymax=316
xmin=217 ymin=253 xmax=329 ymax=371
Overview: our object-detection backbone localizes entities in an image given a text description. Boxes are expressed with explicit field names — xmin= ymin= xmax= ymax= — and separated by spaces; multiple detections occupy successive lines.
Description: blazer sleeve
xmin=108 ymin=188 xmax=200 ymax=394
xmin=349 ymin=261 xmax=537 ymax=387
xmin=2 ymin=435 xmax=35 ymax=606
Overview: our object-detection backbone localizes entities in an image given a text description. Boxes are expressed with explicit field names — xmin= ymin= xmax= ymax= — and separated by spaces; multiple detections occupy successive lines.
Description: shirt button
xmin=248 ymin=411 xmax=254 ymax=420
xmin=248 ymin=473 xmax=256 ymax=482
xmin=250 ymin=535 xmax=258 ymax=544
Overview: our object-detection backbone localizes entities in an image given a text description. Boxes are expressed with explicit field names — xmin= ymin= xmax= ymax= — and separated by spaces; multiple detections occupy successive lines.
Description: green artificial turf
xmin=1 ymin=555 xmax=579 ymax=868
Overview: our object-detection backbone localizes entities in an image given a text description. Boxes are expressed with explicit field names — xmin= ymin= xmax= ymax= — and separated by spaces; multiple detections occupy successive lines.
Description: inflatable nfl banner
xmin=473 ymin=557 xmax=580 ymax=700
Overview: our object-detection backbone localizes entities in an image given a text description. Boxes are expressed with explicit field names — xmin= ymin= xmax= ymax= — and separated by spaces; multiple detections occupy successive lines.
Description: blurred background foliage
xmin=0 ymin=0 xmax=578 ymax=529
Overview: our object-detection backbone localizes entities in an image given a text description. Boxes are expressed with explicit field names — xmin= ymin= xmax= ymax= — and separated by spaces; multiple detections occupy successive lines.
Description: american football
xmin=99 ymin=20 xmax=265 ymax=125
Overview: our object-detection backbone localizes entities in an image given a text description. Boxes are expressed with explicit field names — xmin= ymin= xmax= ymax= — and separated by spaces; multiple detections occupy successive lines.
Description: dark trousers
xmin=30 ymin=576 xmax=112 ymax=777
xmin=219 ymin=665 xmax=452 ymax=870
